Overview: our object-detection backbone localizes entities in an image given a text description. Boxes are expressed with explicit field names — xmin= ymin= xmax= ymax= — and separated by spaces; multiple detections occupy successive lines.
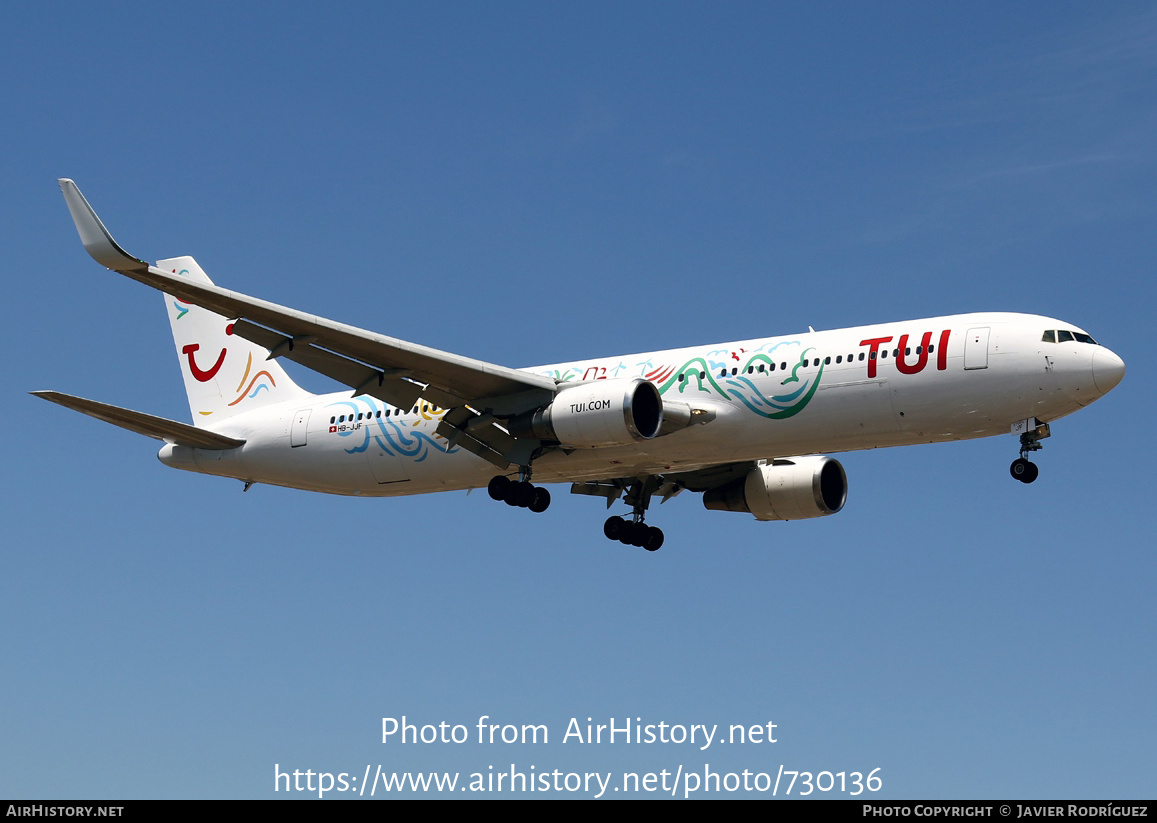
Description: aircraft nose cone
xmin=1092 ymin=348 xmax=1125 ymax=395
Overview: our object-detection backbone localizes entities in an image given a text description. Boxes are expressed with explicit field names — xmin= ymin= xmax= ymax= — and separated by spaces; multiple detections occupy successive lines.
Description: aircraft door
xmin=964 ymin=327 xmax=990 ymax=370
xmin=291 ymin=409 xmax=311 ymax=447
xmin=368 ymin=445 xmax=409 ymax=485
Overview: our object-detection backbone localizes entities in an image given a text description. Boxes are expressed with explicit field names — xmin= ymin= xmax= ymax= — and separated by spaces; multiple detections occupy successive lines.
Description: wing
xmin=58 ymin=179 xmax=557 ymax=468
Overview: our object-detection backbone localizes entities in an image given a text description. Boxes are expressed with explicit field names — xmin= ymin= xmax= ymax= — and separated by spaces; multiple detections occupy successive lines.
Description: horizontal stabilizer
xmin=31 ymin=391 xmax=245 ymax=450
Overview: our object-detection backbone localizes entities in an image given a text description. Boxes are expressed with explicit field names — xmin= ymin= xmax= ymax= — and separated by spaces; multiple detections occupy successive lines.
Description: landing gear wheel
xmin=487 ymin=475 xmax=511 ymax=501
xmin=1010 ymin=458 xmax=1028 ymax=481
xmin=506 ymin=481 xmax=534 ymax=507
xmin=529 ymin=487 xmax=551 ymax=513
xmin=604 ymin=516 xmax=626 ymax=540
xmin=642 ymin=526 xmax=664 ymax=552
xmin=1010 ymin=458 xmax=1038 ymax=484
xmin=619 ymin=522 xmax=644 ymax=546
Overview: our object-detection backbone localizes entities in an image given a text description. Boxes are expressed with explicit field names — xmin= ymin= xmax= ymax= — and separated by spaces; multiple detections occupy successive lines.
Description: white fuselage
xmin=159 ymin=312 xmax=1123 ymax=496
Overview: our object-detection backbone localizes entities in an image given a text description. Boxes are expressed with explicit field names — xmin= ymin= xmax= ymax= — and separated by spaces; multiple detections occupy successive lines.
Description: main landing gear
xmin=603 ymin=475 xmax=666 ymax=551
xmin=1009 ymin=420 xmax=1050 ymax=484
xmin=604 ymin=515 xmax=664 ymax=552
xmin=487 ymin=473 xmax=551 ymax=513
xmin=491 ymin=470 xmax=669 ymax=551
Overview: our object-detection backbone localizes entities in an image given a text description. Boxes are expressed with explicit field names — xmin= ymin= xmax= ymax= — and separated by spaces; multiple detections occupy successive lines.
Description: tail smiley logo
xmin=181 ymin=343 xmax=227 ymax=382
xmin=181 ymin=323 xmax=234 ymax=383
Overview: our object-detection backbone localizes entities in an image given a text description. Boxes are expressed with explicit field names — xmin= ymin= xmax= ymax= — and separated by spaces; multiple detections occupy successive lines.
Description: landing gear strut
xmin=487 ymin=472 xmax=550 ymax=513
xmin=1009 ymin=420 xmax=1050 ymax=484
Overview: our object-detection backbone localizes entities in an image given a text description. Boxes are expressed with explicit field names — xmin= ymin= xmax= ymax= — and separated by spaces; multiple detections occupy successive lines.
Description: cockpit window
xmin=1043 ymin=329 xmax=1099 ymax=345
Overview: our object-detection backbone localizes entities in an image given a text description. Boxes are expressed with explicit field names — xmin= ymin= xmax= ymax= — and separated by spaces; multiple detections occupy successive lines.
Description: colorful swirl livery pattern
xmin=548 ymin=339 xmax=822 ymax=420
xmin=325 ymin=397 xmax=458 ymax=462
xmin=229 ymin=352 xmax=276 ymax=406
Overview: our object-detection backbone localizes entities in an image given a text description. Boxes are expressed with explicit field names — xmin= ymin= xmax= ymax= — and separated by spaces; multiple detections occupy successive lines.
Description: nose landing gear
xmin=1009 ymin=420 xmax=1050 ymax=484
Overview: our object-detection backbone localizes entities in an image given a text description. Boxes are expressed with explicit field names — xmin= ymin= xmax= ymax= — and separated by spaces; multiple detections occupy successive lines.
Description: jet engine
xmin=702 ymin=456 xmax=847 ymax=520
xmin=508 ymin=378 xmax=663 ymax=448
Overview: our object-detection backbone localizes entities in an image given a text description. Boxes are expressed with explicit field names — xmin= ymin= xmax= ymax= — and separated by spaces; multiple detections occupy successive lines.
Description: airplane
xmin=35 ymin=179 xmax=1126 ymax=551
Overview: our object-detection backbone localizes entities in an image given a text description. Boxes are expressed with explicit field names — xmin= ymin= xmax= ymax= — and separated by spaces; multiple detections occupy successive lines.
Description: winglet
xmin=57 ymin=178 xmax=149 ymax=272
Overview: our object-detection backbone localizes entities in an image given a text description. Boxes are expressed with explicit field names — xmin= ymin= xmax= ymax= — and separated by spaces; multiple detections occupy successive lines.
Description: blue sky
xmin=3 ymin=2 xmax=1154 ymax=799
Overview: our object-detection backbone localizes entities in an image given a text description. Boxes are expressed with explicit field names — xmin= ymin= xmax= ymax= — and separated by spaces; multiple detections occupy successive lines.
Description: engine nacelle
xmin=703 ymin=456 xmax=847 ymax=521
xmin=508 ymin=378 xmax=663 ymax=448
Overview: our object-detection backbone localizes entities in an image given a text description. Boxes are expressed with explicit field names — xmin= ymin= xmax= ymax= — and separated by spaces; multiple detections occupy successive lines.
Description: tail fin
xmin=157 ymin=256 xmax=312 ymax=423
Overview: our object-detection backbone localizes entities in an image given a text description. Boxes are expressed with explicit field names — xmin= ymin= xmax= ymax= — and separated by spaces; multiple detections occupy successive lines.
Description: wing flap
xmin=436 ymin=427 xmax=511 ymax=469
xmin=436 ymin=407 xmax=519 ymax=468
xmin=32 ymin=391 xmax=246 ymax=450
